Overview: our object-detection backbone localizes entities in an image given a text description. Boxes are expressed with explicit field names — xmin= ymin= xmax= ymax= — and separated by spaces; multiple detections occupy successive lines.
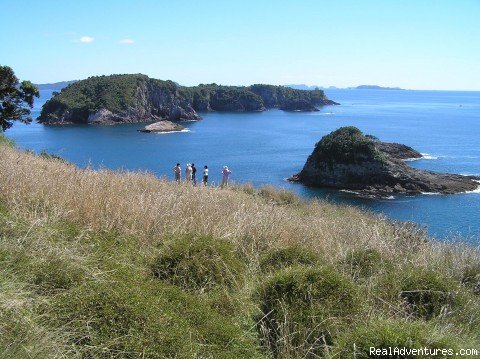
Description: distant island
xmin=38 ymin=74 xmax=339 ymax=125
xmin=289 ymin=126 xmax=479 ymax=197
xmin=354 ymin=85 xmax=405 ymax=90
xmin=35 ymin=80 xmax=77 ymax=91
xmin=285 ymin=84 xmax=404 ymax=91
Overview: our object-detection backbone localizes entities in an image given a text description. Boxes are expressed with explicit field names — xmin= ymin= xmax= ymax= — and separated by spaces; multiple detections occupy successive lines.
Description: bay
xmin=6 ymin=88 xmax=480 ymax=241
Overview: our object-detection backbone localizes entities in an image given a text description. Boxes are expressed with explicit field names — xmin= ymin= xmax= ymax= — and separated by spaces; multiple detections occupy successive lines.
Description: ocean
xmin=6 ymin=88 xmax=480 ymax=242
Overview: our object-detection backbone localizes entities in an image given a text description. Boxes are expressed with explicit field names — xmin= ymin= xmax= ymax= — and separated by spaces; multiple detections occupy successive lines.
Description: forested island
xmin=38 ymin=74 xmax=339 ymax=125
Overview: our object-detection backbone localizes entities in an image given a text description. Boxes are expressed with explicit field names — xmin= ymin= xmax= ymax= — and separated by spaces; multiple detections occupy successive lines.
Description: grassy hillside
xmin=0 ymin=136 xmax=479 ymax=358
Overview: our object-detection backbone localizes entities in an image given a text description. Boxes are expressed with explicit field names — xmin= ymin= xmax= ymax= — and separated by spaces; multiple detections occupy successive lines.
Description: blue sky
xmin=1 ymin=0 xmax=479 ymax=90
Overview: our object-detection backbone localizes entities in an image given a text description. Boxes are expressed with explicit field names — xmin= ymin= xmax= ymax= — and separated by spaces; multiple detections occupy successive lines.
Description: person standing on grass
xmin=221 ymin=165 xmax=232 ymax=188
xmin=186 ymin=163 xmax=192 ymax=183
xmin=173 ymin=163 xmax=181 ymax=182
xmin=202 ymin=165 xmax=209 ymax=186
xmin=191 ymin=163 xmax=197 ymax=185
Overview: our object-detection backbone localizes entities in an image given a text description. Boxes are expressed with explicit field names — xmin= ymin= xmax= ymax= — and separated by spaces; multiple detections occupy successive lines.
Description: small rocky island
xmin=289 ymin=126 xmax=479 ymax=197
xmin=38 ymin=74 xmax=339 ymax=125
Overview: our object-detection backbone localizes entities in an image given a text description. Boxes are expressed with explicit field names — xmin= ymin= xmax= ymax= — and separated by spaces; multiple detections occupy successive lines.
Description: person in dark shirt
xmin=191 ymin=163 xmax=197 ymax=185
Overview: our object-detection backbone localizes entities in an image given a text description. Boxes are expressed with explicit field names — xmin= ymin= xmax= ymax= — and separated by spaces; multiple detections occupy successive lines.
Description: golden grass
xmin=1 ymin=143 xmax=478 ymax=273
xmin=1 ymin=141 xmax=480 ymax=357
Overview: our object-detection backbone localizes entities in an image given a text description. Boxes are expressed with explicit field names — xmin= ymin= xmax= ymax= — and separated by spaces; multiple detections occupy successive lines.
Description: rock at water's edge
xmin=289 ymin=126 xmax=479 ymax=197
xmin=139 ymin=120 xmax=185 ymax=133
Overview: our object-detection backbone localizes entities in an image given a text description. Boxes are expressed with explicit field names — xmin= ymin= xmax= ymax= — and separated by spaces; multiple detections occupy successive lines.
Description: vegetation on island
xmin=38 ymin=74 xmax=335 ymax=124
xmin=308 ymin=126 xmax=386 ymax=166
xmin=1 ymin=136 xmax=479 ymax=358
xmin=0 ymin=65 xmax=39 ymax=131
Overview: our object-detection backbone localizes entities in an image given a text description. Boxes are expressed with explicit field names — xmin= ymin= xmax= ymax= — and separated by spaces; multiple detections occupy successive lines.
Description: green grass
xmin=151 ymin=235 xmax=246 ymax=292
xmin=332 ymin=318 xmax=460 ymax=358
xmin=0 ymin=133 xmax=14 ymax=148
xmin=255 ymin=266 xmax=358 ymax=357
xmin=259 ymin=245 xmax=320 ymax=272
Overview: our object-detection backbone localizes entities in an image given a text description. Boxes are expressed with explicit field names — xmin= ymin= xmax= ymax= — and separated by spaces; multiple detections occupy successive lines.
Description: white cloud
xmin=119 ymin=38 xmax=134 ymax=44
xmin=79 ymin=36 xmax=94 ymax=43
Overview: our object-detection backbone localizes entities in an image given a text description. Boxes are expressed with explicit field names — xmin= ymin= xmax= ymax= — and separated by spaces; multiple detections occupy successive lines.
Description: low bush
xmin=377 ymin=267 xmax=459 ymax=320
xmin=400 ymin=268 xmax=458 ymax=320
xmin=341 ymin=248 xmax=387 ymax=280
xmin=255 ymin=266 xmax=358 ymax=357
xmin=259 ymin=244 xmax=320 ymax=272
xmin=462 ymin=264 xmax=480 ymax=295
xmin=152 ymin=235 xmax=245 ymax=292
xmin=258 ymin=185 xmax=300 ymax=205
xmin=333 ymin=318 xmax=459 ymax=358
xmin=48 ymin=270 xmax=263 ymax=358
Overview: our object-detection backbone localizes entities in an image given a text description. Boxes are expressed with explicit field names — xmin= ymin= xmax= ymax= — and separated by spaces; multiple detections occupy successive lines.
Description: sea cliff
xmin=38 ymin=74 xmax=338 ymax=125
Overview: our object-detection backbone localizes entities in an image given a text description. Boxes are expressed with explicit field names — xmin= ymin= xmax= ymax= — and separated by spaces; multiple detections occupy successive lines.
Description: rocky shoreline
xmin=38 ymin=74 xmax=338 ymax=125
xmin=289 ymin=127 xmax=480 ymax=198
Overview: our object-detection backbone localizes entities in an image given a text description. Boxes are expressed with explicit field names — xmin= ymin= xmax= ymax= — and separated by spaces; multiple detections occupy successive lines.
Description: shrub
xmin=48 ymin=271 xmax=263 ymax=358
xmin=400 ymin=268 xmax=458 ymax=320
xmin=376 ymin=267 xmax=460 ymax=320
xmin=259 ymin=245 xmax=320 ymax=272
xmin=462 ymin=264 xmax=480 ymax=295
xmin=341 ymin=248 xmax=387 ymax=280
xmin=333 ymin=319 xmax=459 ymax=358
xmin=258 ymin=185 xmax=300 ymax=205
xmin=152 ymin=235 xmax=245 ymax=292
xmin=30 ymin=256 xmax=85 ymax=294
xmin=255 ymin=266 xmax=358 ymax=357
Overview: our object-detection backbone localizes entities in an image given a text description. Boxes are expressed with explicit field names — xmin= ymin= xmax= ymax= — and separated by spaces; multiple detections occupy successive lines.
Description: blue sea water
xmin=6 ymin=89 xmax=480 ymax=242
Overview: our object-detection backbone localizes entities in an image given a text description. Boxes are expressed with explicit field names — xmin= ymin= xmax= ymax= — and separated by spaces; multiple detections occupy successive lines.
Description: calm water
xmin=6 ymin=89 xmax=480 ymax=241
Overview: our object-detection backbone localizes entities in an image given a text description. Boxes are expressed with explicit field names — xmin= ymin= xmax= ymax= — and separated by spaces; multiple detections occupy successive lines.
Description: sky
xmin=1 ymin=0 xmax=479 ymax=90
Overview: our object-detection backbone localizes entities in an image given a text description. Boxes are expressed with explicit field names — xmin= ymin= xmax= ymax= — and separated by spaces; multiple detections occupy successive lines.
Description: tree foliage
xmin=0 ymin=65 xmax=39 ymax=131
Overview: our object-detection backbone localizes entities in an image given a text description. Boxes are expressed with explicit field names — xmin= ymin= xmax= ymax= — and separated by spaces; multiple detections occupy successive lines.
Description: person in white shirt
xmin=202 ymin=165 xmax=209 ymax=186
xmin=221 ymin=165 xmax=231 ymax=188
xmin=185 ymin=164 xmax=192 ymax=183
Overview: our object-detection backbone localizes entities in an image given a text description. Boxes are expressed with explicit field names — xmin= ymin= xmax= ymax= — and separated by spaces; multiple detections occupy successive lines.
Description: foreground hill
xmin=0 ymin=135 xmax=479 ymax=358
xmin=38 ymin=74 xmax=338 ymax=125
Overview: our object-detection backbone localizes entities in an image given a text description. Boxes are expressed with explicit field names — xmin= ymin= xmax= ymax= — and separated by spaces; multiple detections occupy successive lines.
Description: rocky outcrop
xmin=139 ymin=120 xmax=185 ymax=133
xmin=375 ymin=142 xmax=423 ymax=160
xmin=38 ymin=75 xmax=338 ymax=125
xmin=289 ymin=127 xmax=479 ymax=197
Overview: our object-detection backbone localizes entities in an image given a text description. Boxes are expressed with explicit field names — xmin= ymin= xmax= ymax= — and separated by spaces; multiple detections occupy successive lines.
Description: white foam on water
xmin=155 ymin=129 xmax=190 ymax=135
xmin=340 ymin=189 xmax=361 ymax=195
xmin=421 ymin=192 xmax=441 ymax=195
xmin=464 ymin=180 xmax=480 ymax=194
xmin=420 ymin=153 xmax=439 ymax=160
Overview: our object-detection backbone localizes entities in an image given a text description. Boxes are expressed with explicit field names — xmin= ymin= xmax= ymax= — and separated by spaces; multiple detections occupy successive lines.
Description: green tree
xmin=0 ymin=65 xmax=39 ymax=131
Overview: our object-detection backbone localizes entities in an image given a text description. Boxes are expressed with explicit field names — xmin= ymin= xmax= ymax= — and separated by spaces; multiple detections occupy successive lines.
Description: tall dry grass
xmin=0 ymin=143 xmax=478 ymax=272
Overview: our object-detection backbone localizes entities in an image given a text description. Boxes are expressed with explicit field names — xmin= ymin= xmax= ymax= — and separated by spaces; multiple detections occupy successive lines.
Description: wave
xmin=155 ymin=129 xmax=190 ymax=135
xmin=464 ymin=180 xmax=480 ymax=194
xmin=404 ymin=153 xmax=439 ymax=161
xmin=421 ymin=192 xmax=441 ymax=195
xmin=340 ymin=189 xmax=360 ymax=194
xmin=420 ymin=153 xmax=439 ymax=160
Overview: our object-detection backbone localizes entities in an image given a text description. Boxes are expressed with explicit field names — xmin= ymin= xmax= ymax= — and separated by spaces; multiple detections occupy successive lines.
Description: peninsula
xmin=289 ymin=126 xmax=479 ymax=197
xmin=38 ymin=74 xmax=339 ymax=125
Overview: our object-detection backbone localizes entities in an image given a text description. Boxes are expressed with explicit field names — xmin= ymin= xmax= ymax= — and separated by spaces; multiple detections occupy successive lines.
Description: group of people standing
xmin=173 ymin=163 xmax=232 ymax=187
